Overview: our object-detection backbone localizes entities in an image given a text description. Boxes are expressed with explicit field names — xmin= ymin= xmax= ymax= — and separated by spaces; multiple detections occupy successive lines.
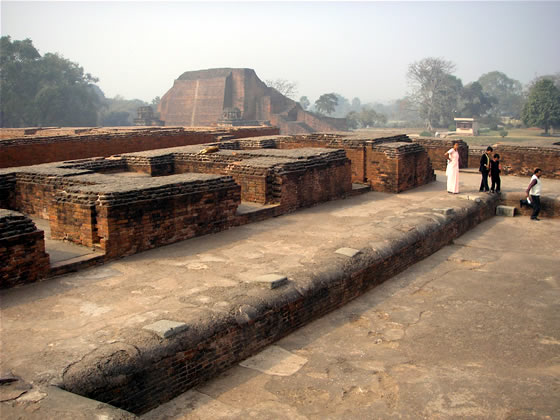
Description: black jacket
xmin=479 ymin=153 xmax=490 ymax=172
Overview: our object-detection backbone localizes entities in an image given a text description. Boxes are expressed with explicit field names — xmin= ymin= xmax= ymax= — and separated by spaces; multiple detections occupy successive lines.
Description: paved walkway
xmin=1 ymin=171 xmax=559 ymax=419
xmin=143 ymin=214 xmax=560 ymax=420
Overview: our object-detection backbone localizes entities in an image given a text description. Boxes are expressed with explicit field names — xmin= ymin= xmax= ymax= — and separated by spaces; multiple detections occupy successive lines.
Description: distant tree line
xmin=0 ymin=36 xmax=158 ymax=128
xmin=295 ymin=57 xmax=559 ymax=133
xmin=3 ymin=37 xmax=558 ymax=133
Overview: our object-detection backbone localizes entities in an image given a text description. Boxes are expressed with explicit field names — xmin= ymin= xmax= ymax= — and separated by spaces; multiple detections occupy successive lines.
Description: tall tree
xmin=522 ymin=79 xmax=560 ymax=135
xmin=346 ymin=107 xmax=387 ymax=129
xmin=478 ymin=71 xmax=524 ymax=118
xmin=0 ymin=36 xmax=41 ymax=127
xmin=299 ymin=96 xmax=310 ymax=110
xmin=351 ymin=97 xmax=361 ymax=112
xmin=332 ymin=94 xmax=351 ymax=117
xmin=0 ymin=36 xmax=100 ymax=127
xmin=406 ymin=57 xmax=458 ymax=131
xmin=315 ymin=93 xmax=338 ymax=115
xmin=459 ymin=81 xmax=496 ymax=118
xmin=266 ymin=79 xmax=298 ymax=99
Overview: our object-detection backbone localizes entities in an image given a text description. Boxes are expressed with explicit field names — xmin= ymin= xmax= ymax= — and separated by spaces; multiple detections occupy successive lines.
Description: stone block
xmin=255 ymin=274 xmax=288 ymax=289
xmin=143 ymin=320 xmax=188 ymax=339
xmin=496 ymin=205 xmax=515 ymax=217
xmin=335 ymin=247 xmax=361 ymax=258
xmin=433 ymin=208 xmax=455 ymax=216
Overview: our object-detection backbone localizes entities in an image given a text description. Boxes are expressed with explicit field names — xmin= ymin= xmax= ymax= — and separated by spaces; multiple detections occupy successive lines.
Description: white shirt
xmin=529 ymin=174 xmax=542 ymax=196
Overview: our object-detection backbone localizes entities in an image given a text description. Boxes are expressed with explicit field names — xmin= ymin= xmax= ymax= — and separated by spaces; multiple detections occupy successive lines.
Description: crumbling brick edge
xmin=60 ymin=194 xmax=499 ymax=415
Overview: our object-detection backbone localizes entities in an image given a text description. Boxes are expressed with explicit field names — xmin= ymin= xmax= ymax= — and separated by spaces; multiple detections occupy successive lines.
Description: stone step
xmin=496 ymin=205 xmax=515 ymax=217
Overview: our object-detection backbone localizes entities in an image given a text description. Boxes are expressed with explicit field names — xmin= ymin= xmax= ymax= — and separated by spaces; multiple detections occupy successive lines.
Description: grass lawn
xmin=454 ymin=128 xmax=560 ymax=147
xmin=355 ymin=127 xmax=559 ymax=147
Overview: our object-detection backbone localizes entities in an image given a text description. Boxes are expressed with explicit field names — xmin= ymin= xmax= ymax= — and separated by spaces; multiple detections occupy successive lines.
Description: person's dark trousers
xmin=530 ymin=195 xmax=541 ymax=219
xmin=491 ymin=176 xmax=501 ymax=192
xmin=479 ymin=169 xmax=490 ymax=191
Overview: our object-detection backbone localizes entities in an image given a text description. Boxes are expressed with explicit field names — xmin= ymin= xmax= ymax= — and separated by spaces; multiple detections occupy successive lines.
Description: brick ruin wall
xmin=0 ymin=143 xmax=354 ymax=279
xmin=0 ymin=126 xmax=278 ymax=169
xmin=15 ymin=132 xmax=549 ymax=289
xmin=366 ymin=142 xmax=436 ymax=193
xmin=411 ymin=137 xmax=470 ymax=171
xmin=61 ymin=196 xmax=499 ymax=414
xmin=0 ymin=209 xmax=50 ymax=289
xmin=274 ymin=133 xmax=436 ymax=192
xmin=93 ymin=176 xmax=242 ymax=258
xmin=468 ymin=144 xmax=560 ymax=179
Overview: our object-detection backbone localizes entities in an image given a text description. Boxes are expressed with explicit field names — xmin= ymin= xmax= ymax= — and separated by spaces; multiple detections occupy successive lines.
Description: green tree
xmin=522 ymin=79 xmax=560 ymax=135
xmin=32 ymin=53 xmax=100 ymax=126
xmin=351 ymin=97 xmax=361 ymax=112
xmin=478 ymin=71 xmax=524 ymax=118
xmin=299 ymin=96 xmax=310 ymax=110
xmin=98 ymin=95 xmax=149 ymax=126
xmin=346 ymin=107 xmax=387 ymax=129
xmin=527 ymin=73 xmax=560 ymax=90
xmin=459 ymin=81 xmax=496 ymax=118
xmin=406 ymin=57 xmax=460 ymax=131
xmin=100 ymin=111 xmax=131 ymax=127
xmin=0 ymin=36 xmax=100 ymax=127
xmin=315 ymin=93 xmax=338 ymax=115
xmin=0 ymin=36 xmax=41 ymax=127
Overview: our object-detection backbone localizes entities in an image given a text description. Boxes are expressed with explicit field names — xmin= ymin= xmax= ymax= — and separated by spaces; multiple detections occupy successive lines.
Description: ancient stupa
xmin=158 ymin=68 xmax=346 ymax=134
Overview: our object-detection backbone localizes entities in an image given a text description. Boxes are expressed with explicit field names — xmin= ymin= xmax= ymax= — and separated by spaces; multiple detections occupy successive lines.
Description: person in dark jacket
xmin=479 ymin=146 xmax=493 ymax=192
xmin=490 ymin=153 xmax=501 ymax=193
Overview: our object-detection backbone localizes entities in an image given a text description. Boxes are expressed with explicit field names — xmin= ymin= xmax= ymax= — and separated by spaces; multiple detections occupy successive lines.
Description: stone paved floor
xmin=142 ymin=213 xmax=560 ymax=420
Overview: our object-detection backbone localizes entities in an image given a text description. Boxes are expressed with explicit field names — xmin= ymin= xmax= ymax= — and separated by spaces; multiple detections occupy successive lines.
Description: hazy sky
xmin=2 ymin=1 xmax=560 ymax=104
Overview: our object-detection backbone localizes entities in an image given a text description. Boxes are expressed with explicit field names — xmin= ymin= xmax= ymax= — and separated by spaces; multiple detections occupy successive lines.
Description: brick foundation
xmin=0 ymin=210 xmax=50 ymax=289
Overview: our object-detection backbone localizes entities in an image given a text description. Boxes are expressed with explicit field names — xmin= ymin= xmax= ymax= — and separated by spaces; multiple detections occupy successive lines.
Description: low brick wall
xmin=366 ymin=142 xmax=436 ymax=193
xmin=467 ymin=146 xmax=485 ymax=169
xmin=61 ymin=195 xmax=498 ymax=414
xmin=0 ymin=126 xmax=279 ymax=168
xmin=468 ymin=144 xmax=560 ymax=179
xmin=0 ymin=210 xmax=50 ymax=289
xmin=412 ymin=137 xmax=469 ymax=170
xmin=51 ymin=174 xmax=242 ymax=258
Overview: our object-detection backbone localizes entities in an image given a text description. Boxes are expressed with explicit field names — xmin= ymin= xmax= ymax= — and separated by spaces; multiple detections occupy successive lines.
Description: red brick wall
xmin=275 ymin=160 xmax=353 ymax=212
xmin=397 ymin=151 xmax=435 ymax=193
xmin=489 ymin=145 xmax=560 ymax=179
xmin=366 ymin=150 xmax=397 ymax=192
xmin=275 ymin=139 xmax=367 ymax=183
xmin=14 ymin=180 xmax=58 ymax=219
xmin=0 ymin=127 xmax=278 ymax=169
xmin=1 ymin=210 xmax=50 ymax=289
xmin=412 ymin=138 xmax=469 ymax=170
xmin=50 ymin=201 xmax=98 ymax=247
xmin=96 ymin=187 xmax=241 ymax=258
xmin=174 ymin=160 xmax=270 ymax=204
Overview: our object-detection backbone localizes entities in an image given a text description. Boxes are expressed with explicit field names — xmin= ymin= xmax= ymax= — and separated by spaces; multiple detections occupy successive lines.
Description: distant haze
xmin=2 ymin=1 xmax=559 ymax=104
